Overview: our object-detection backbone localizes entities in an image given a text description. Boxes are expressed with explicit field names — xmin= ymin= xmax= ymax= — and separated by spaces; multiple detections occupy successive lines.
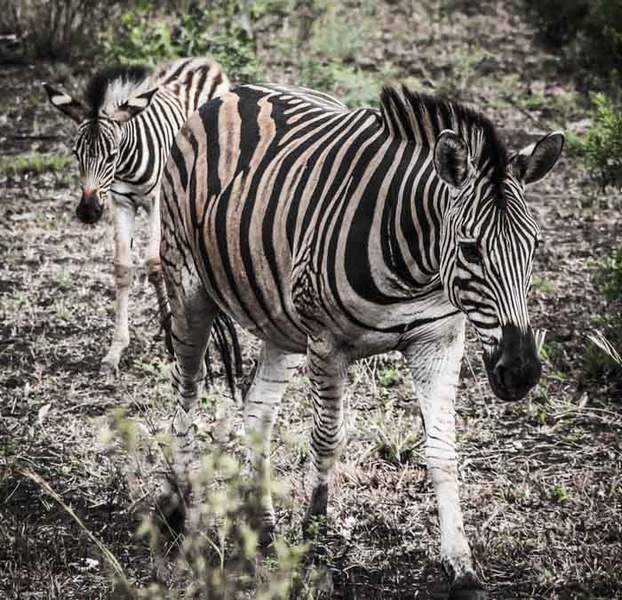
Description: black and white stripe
xmin=72 ymin=58 xmax=229 ymax=209
xmin=44 ymin=57 xmax=230 ymax=374
xmin=159 ymin=83 xmax=563 ymax=595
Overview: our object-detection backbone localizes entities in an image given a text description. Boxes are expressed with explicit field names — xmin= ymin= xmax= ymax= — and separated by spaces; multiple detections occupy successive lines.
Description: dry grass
xmin=1 ymin=1 xmax=621 ymax=598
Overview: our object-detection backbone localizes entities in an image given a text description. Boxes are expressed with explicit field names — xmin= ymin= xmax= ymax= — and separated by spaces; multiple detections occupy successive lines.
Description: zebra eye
xmin=459 ymin=241 xmax=482 ymax=265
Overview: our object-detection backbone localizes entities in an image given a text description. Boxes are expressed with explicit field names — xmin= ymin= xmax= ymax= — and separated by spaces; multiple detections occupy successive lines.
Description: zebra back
xmin=151 ymin=57 xmax=230 ymax=118
xmin=160 ymin=83 xmax=562 ymax=361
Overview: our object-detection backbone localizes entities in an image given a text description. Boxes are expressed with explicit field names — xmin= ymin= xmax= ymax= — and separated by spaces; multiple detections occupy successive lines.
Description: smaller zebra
xmin=43 ymin=58 xmax=229 ymax=374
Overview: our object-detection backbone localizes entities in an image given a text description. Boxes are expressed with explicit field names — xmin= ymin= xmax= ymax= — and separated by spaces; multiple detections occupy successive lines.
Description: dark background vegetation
xmin=0 ymin=1 xmax=620 ymax=599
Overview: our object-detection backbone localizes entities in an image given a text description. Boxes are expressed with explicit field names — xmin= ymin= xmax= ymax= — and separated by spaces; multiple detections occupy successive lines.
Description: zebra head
xmin=434 ymin=129 xmax=564 ymax=401
xmin=43 ymin=82 xmax=157 ymax=224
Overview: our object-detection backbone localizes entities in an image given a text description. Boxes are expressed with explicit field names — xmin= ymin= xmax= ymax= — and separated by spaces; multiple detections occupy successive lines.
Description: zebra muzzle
xmin=76 ymin=192 xmax=103 ymax=224
xmin=484 ymin=325 xmax=541 ymax=401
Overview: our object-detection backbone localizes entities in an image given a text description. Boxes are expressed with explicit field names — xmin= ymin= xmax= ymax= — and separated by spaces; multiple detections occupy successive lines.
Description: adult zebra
xmin=159 ymin=83 xmax=563 ymax=598
xmin=43 ymin=58 xmax=230 ymax=374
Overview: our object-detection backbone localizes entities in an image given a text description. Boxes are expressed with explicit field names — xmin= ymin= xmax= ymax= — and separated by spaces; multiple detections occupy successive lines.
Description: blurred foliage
xmin=522 ymin=0 xmax=622 ymax=85
xmin=522 ymin=0 xmax=591 ymax=47
xmin=2 ymin=0 xmax=389 ymax=107
xmin=434 ymin=45 xmax=485 ymax=98
xmin=596 ymin=248 xmax=622 ymax=302
xmin=0 ymin=0 xmax=123 ymax=61
xmin=101 ymin=1 xmax=264 ymax=82
xmin=274 ymin=0 xmax=387 ymax=107
xmin=103 ymin=410 xmax=312 ymax=599
xmin=0 ymin=152 xmax=72 ymax=177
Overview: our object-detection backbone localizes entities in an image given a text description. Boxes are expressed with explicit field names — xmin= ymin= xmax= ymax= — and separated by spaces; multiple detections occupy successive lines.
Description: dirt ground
xmin=1 ymin=2 xmax=621 ymax=599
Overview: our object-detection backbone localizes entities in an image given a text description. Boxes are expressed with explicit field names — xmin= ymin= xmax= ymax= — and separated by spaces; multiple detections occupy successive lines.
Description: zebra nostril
xmin=76 ymin=199 xmax=102 ymax=224
xmin=493 ymin=362 xmax=508 ymax=389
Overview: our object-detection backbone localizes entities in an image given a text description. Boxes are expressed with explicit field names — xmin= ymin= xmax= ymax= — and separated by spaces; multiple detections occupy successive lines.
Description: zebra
xmin=43 ymin=57 xmax=230 ymax=374
xmin=158 ymin=83 xmax=563 ymax=598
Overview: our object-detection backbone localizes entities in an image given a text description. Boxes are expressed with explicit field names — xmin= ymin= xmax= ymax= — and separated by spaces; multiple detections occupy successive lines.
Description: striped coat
xmin=44 ymin=57 xmax=230 ymax=374
xmin=159 ymin=83 xmax=563 ymax=597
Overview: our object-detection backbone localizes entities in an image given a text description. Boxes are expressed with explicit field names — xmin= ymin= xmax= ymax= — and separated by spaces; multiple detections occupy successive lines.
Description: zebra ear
xmin=107 ymin=87 xmax=158 ymax=123
xmin=510 ymin=131 xmax=564 ymax=184
xmin=434 ymin=129 xmax=470 ymax=189
xmin=43 ymin=83 xmax=86 ymax=123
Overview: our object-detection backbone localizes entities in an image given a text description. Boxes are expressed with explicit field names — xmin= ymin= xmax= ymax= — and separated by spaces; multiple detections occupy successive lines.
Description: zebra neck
xmin=115 ymin=92 xmax=185 ymax=186
xmin=383 ymin=149 xmax=448 ymax=294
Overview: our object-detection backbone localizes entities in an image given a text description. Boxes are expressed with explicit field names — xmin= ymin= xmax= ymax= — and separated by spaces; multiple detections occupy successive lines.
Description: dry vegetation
xmin=1 ymin=1 xmax=621 ymax=599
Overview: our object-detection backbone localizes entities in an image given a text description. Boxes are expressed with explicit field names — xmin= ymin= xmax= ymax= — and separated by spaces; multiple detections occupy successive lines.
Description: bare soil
xmin=1 ymin=2 xmax=621 ymax=599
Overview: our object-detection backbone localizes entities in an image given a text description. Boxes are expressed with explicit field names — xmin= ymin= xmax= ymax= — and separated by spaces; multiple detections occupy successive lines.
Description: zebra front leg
xmin=144 ymin=193 xmax=173 ymax=354
xmin=101 ymin=202 xmax=136 ymax=375
xmin=243 ymin=342 xmax=302 ymax=546
xmin=405 ymin=318 xmax=486 ymax=600
xmin=302 ymin=337 xmax=348 ymax=539
xmin=157 ymin=286 xmax=216 ymax=538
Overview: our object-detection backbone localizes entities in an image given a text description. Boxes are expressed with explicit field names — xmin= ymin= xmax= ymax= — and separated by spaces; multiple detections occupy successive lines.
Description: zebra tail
xmin=160 ymin=310 xmax=242 ymax=401
xmin=208 ymin=314 xmax=242 ymax=401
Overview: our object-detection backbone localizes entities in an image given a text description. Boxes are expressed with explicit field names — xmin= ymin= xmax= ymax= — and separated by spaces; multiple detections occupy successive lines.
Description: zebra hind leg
xmin=242 ymin=342 xmax=302 ymax=547
xmin=146 ymin=259 xmax=174 ymax=355
xmin=155 ymin=286 xmax=216 ymax=542
xmin=302 ymin=336 xmax=347 ymax=542
xmin=145 ymin=193 xmax=174 ymax=356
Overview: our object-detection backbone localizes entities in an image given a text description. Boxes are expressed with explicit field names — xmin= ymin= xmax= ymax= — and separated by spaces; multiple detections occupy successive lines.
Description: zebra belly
xmin=190 ymin=200 xmax=456 ymax=358
xmin=200 ymin=276 xmax=308 ymax=354
xmin=191 ymin=219 xmax=309 ymax=354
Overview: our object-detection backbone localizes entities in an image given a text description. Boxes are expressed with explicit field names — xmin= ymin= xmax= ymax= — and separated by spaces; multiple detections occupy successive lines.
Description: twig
xmin=464 ymin=352 xmax=490 ymax=417
xmin=17 ymin=466 xmax=133 ymax=591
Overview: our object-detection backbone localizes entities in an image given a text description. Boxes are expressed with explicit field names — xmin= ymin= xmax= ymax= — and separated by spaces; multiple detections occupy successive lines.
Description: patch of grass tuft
xmin=378 ymin=366 xmax=401 ymax=389
xmin=583 ymin=249 xmax=622 ymax=382
xmin=0 ymin=152 xmax=72 ymax=177
xmin=550 ymin=483 xmax=569 ymax=504
xmin=532 ymin=275 xmax=557 ymax=294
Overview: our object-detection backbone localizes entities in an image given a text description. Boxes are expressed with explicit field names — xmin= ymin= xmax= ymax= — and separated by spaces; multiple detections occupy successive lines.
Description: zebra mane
xmin=84 ymin=64 xmax=153 ymax=118
xmin=380 ymin=86 xmax=509 ymax=192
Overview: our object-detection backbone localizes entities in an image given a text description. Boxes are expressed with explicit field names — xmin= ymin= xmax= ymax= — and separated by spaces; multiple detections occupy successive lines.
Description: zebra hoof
xmin=100 ymin=356 xmax=119 ymax=378
xmin=257 ymin=523 xmax=276 ymax=552
xmin=302 ymin=482 xmax=329 ymax=540
xmin=448 ymin=573 xmax=486 ymax=600
xmin=154 ymin=486 xmax=188 ymax=544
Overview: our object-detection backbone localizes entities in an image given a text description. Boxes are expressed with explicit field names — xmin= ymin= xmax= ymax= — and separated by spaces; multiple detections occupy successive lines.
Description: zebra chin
xmin=482 ymin=324 xmax=542 ymax=401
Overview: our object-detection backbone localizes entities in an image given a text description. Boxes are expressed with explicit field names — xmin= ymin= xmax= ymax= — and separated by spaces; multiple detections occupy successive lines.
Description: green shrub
xmin=102 ymin=2 xmax=264 ymax=82
xmin=579 ymin=94 xmax=622 ymax=190
xmin=101 ymin=5 xmax=176 ymax=65
xmin=583 ymin=249 xmax=622 ymax=383
xmin=522 ymin=0 xmax=590 ymax=47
